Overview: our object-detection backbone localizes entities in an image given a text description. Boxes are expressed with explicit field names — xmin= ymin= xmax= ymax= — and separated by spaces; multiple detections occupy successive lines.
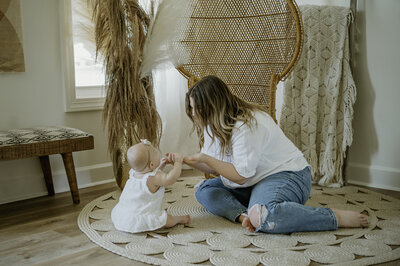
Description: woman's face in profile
xmin=189 ymin=96 xmax=196 ymax=118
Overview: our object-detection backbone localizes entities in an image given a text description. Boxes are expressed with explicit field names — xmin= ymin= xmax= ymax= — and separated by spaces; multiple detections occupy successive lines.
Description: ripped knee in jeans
xmin=248 ymin=204 xmax=275 ymax=231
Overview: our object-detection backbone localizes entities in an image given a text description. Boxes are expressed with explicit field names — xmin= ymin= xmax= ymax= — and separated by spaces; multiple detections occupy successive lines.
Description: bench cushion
xmin=0 ymin=126 xmax=94 ymax=160
xmin=0 ymin=126 xmax=91 ymax=146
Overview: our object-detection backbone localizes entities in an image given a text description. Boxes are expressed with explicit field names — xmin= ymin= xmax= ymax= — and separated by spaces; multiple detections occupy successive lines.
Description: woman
xmin=183 ymin=75 xmax=369 ymax=233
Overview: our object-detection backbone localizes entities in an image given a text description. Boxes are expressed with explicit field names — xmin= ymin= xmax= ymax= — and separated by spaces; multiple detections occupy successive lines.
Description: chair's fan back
xmin=172 ymin=0 xmax=303 ymax=120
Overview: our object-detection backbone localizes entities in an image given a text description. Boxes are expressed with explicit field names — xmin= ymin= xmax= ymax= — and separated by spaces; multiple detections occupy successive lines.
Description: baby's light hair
xmin=127 ymin=143 xmax=150 ymax=172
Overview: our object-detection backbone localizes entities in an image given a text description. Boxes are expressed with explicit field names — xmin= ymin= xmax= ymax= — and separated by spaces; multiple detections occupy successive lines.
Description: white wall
xmin=345 ymin=0 xmax=400 ymax=191
xmin=0 ymin=0 xmax=113 ymax=204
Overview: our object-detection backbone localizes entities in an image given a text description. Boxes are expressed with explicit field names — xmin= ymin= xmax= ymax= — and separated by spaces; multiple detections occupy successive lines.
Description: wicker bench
xmin=0 ymin=126 xmax=94 ymax=204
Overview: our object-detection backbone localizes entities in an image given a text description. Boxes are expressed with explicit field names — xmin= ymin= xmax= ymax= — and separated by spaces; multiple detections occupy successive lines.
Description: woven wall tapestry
xmin=0 ymin=0 xmax=25 ymax=72
xmin=280 ymin=6 xmax=356 ymax=187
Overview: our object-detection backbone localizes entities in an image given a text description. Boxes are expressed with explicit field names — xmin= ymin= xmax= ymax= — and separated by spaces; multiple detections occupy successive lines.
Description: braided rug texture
xmin=78 ymin=176 xmax=400 ymax=265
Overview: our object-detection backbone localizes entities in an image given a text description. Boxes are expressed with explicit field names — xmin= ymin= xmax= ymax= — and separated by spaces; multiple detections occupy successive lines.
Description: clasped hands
xmin=161 ymin=152 xmax=205 ymax=168
xmin=160 ymin=152 xmax=184 ymax=169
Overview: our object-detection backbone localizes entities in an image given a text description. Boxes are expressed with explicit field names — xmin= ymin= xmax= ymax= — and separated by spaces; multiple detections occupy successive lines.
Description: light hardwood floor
xmin=0 ymin=170 xmax=399 ymax=266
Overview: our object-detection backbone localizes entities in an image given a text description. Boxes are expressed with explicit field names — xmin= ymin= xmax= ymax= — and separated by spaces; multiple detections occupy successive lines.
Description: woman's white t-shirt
xmin=201 ymin=111 xmax=309 ymax=188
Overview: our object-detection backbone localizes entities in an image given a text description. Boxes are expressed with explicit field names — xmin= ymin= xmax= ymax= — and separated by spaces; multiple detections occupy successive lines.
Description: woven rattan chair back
xmin=174 ymin=0 xmax=303 ymax=121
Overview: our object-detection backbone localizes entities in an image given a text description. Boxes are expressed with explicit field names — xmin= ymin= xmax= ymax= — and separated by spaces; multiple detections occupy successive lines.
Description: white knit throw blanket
xmin=280 ymin=6 xmax=356 ymax=187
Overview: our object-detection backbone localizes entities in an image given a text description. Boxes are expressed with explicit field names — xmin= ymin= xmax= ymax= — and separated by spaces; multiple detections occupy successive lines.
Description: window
xmin=60 ymin=0 xmax=105 ymax=112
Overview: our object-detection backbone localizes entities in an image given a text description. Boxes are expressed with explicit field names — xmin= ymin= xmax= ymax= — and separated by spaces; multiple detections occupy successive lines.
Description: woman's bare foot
xmin=331 ymin=208 xmax=369 ymax=228
xmin=242 ymin=216 xmax=256 ymax=232
xmin=237 ymin=213 xmax=256 ymax=232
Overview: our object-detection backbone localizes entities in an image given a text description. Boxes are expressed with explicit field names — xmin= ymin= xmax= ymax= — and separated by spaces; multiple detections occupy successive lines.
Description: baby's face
xmin=148 ymin=145 xmax=161 ymax=168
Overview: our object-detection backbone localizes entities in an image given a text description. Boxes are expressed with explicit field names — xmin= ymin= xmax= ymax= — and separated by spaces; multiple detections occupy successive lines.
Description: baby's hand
xmin=159 ymin=158 xmax=169 ymax=170
xmin=165 ymin=153 xmax=183 ymax=164
xmin=163 ymin=153 xmax=174 ymax=164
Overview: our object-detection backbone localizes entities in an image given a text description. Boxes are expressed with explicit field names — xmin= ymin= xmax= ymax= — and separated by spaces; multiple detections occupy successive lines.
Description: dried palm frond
xmin=87 ymin=0 xmax=162 ymax=187
xmin=71 ymin=0 xmax=96 ymax=53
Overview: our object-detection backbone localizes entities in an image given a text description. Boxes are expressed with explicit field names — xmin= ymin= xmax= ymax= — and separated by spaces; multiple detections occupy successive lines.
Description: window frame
xmin=59 ymin=0 xmax=105 ymax=112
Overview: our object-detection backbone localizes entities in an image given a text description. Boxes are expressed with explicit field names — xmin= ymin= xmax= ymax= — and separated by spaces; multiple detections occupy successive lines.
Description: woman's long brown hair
xmin=185 ymin=75 xmax=267 ymax=157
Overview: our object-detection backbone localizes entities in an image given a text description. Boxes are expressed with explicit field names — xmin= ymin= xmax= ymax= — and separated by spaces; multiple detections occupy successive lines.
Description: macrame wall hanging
xmin=85 ymin=0 xmax=303 ymax=188
xmin=280 ymin=6 xmax=357 ymax=187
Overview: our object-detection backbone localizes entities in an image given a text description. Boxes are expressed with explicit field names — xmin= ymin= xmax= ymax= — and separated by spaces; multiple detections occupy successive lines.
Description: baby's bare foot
xmin=182 ymin=215 xmax=191 ymax=224
xmin=242 ymin=216 xmax=256 ymax=232
xmin=332 ymin=208 xmax=369 ymax=228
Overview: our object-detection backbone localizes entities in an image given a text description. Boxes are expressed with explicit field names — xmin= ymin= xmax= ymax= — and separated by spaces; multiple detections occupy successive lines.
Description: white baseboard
xmin=0 ymin=192 xmax=49 ymax=205
xmin=51 ymin=162 xmax=114 ymax=193
xmin=0 ymin=162 xmax=114 ymax=205
xmin=345 ymin=162 xmax=400 ymax=192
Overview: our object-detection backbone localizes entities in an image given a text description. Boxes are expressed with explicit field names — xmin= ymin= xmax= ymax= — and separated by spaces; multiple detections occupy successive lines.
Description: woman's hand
xmin=181 ymin=153 xmax=216 ymax=174
xmin=183 ymin=153 xmax=205 ymax=165
xmin=185 ymin=153 xmax=247 ymax=185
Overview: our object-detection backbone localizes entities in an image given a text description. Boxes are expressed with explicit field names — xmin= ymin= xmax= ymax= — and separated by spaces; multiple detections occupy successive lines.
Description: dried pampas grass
xmin=140 ymin=0 xmax=192 ymax=77
xmin=87 ymin=0 xmax=162 ymax=187
xmin=80 ymin=0 xmax=192 ymax=188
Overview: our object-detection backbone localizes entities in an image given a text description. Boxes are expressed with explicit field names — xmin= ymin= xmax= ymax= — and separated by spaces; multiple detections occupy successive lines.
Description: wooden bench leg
xmin=39 ymin=155 xmax=55 ymax=196
xmin=61 ymin=152 xmax=80 ymax=204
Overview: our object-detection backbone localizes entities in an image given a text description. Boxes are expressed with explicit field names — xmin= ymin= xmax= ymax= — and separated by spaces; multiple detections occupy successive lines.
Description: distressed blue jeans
xmin=195 ymin=167 xmax=338 ymax=233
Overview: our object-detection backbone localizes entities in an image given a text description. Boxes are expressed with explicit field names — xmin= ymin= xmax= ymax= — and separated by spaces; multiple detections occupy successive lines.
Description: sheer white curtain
xmin=153 ymin=66 xmax=199 ymax=164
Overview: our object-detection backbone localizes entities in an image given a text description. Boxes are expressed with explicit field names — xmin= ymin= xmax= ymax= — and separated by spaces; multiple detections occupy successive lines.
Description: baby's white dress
xmin=111 ymin=168 xmax=167 ymax=233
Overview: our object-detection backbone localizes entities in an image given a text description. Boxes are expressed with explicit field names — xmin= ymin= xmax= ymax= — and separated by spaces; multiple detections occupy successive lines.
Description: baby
xmin=111 ymin=139 xmax=190 ymax=233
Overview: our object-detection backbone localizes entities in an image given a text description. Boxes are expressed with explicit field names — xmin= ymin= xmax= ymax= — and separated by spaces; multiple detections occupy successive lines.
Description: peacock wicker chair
xmin=172 ymin=0 xmax=304 ymax=122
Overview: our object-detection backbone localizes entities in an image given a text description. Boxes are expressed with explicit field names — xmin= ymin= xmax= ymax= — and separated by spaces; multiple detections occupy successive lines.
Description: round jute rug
xmin=78 ymin=176 xmax=400 ymax=266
